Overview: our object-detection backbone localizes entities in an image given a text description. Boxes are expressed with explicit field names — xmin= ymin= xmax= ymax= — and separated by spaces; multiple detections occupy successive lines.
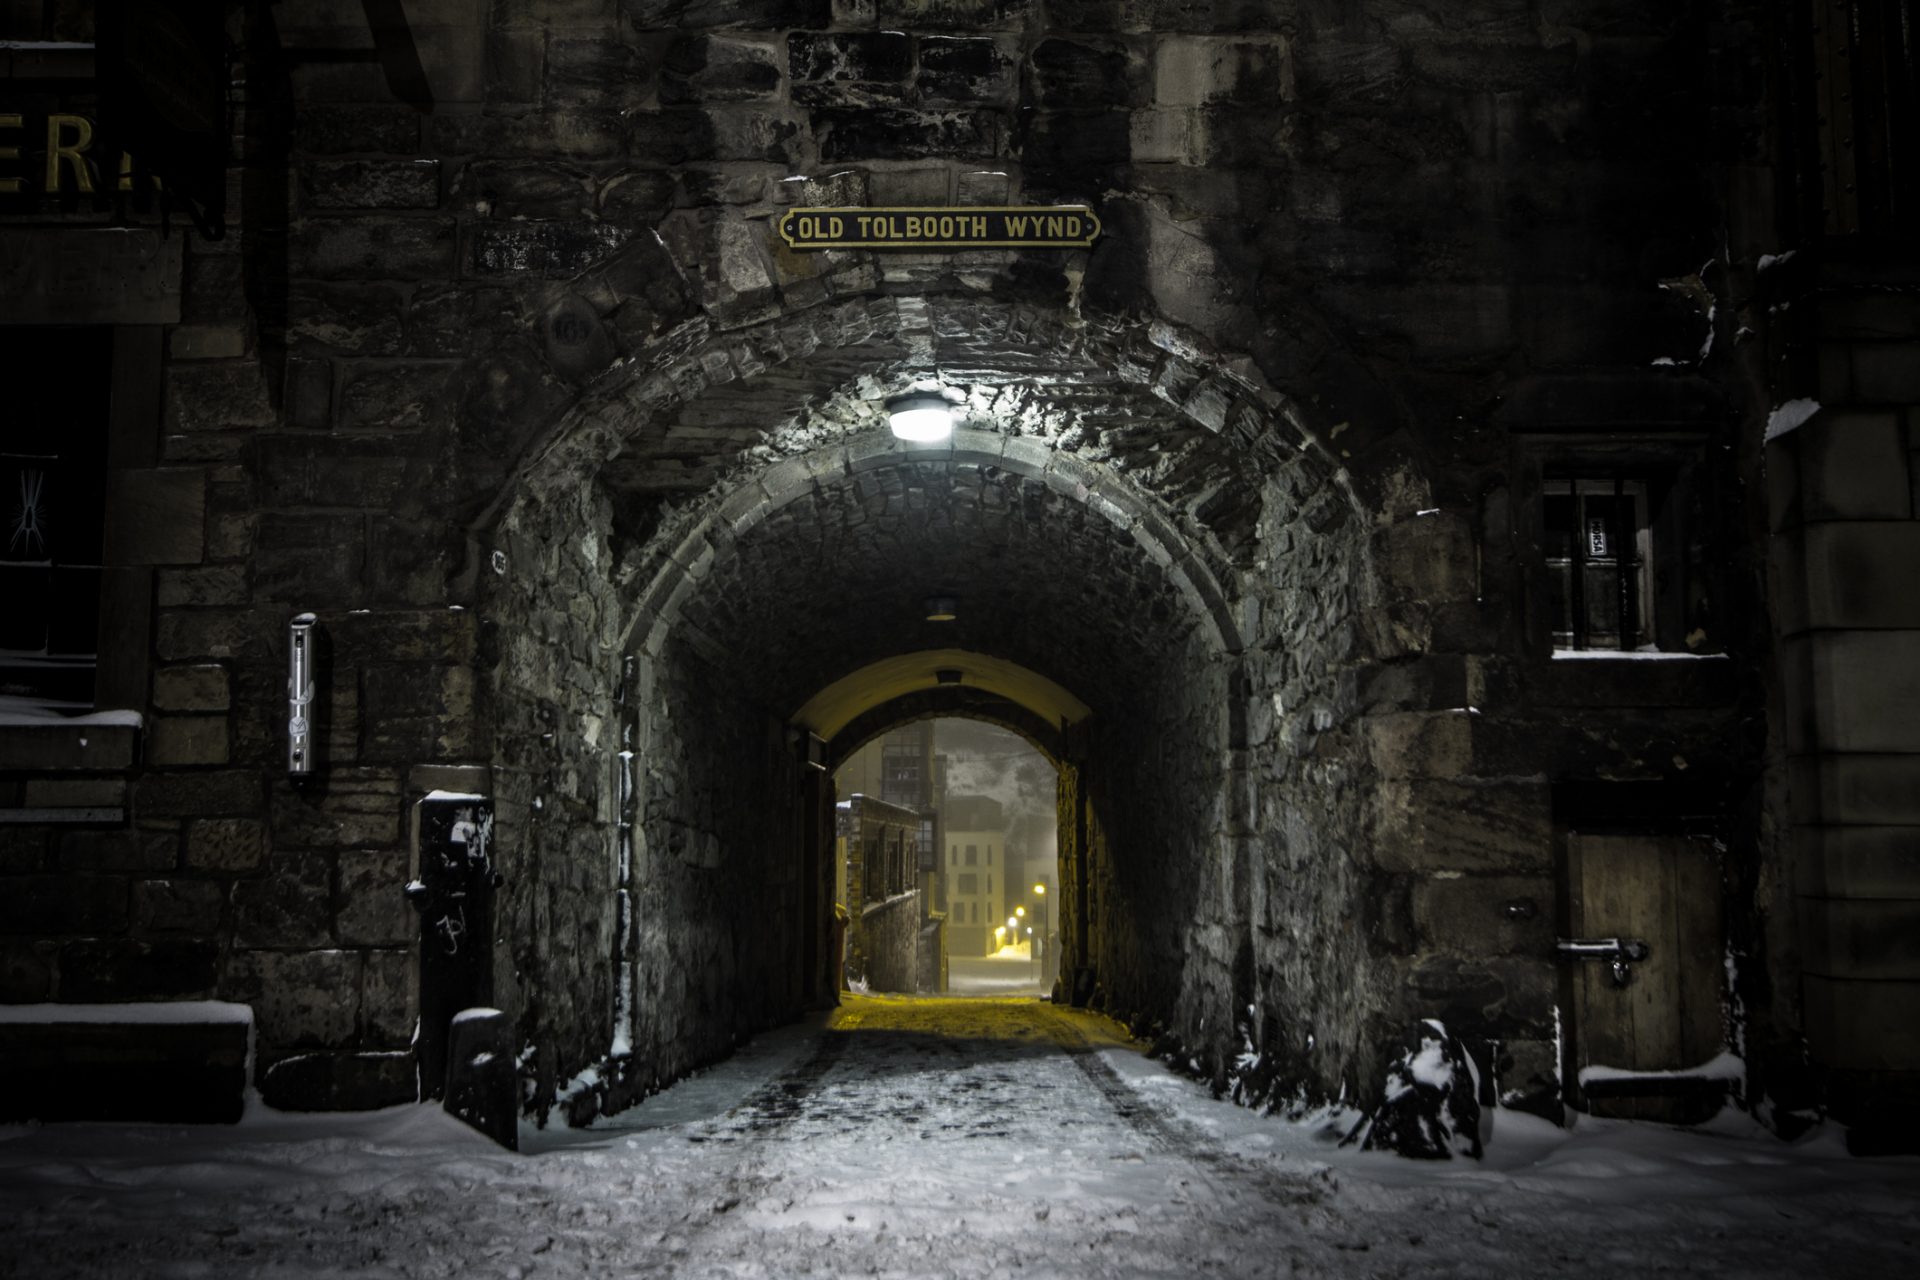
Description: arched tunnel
xmin=477 ymin=293 xmax=1416 ymax=1123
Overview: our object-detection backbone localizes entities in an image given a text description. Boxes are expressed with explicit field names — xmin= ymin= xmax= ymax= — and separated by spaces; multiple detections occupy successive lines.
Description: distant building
xmin=836 ymin=794 xmax=943 ymax=993
xmin=943 ymin=794 xmax=1006 ymax=956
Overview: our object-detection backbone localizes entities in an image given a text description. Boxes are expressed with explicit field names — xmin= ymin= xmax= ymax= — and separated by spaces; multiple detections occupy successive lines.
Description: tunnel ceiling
xmin=652 ymin=454 xmax=1210 ymax=726
xmin=578 ymin=296 xmax=1340 ymax=728
xmin=596 ymin=298 xmax=1300 ymax=574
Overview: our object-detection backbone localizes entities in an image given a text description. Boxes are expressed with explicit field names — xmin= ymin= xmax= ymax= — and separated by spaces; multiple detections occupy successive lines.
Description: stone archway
xmin=474 ymin=288 xmax=1442 ymax=1123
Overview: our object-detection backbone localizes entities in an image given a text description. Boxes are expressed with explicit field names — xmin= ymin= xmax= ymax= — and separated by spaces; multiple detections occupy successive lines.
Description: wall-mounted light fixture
xmin=886 ymin=390 xmax=953 ymax=443
xmin=924 ymin=595 xmax=958 ymax=622
xmin=287 ymin=613 xmax=317 ymax=777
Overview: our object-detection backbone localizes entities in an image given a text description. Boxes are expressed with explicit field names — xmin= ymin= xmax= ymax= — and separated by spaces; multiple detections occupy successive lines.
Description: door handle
xmin=1556 ymin=937 xmax=1651 ymax=988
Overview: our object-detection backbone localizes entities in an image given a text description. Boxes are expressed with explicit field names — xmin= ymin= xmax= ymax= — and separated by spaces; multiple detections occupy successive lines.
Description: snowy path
xmin=2 ymin=995 xmax=1916 ymax=1278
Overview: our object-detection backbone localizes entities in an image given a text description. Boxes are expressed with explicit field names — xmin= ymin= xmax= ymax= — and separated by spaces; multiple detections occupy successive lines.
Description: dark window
xmin=1 ymin=327 xmax=111 ymax=708
xmin=964 ymin=844 xmax=977 ymax=866
xmin=957 ymin=873 xmax=978 ymax=895
xmin=1543 ymin=477 xmax=1652 ymax=651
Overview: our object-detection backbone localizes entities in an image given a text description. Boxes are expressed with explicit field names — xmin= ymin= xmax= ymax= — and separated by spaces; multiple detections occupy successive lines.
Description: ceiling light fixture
xmin=924 ymin=596 xmax=958 ymax=622
xmin=886 ymin=390 xmax=953 ymax=443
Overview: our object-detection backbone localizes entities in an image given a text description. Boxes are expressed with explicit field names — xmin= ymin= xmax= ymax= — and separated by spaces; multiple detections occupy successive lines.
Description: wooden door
xmin=1564 ymin=833 xmax=1726 ymax=1122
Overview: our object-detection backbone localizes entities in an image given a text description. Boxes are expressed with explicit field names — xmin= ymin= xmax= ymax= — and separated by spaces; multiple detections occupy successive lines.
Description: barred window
xmin=1543 ymin=477 xmax=1653 ymax=652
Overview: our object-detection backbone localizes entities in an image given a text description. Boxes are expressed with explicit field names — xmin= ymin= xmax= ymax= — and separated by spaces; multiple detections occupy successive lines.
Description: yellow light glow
xmin=1033 ymin=883 xmax=1045 ymax=895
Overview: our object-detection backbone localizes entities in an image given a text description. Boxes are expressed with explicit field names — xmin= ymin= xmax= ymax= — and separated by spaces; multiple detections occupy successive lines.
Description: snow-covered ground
xmin=947 ymin=945 xmax=1048 ymax=996
xmin=1 ymin=995 xmax=1914 ymax=1278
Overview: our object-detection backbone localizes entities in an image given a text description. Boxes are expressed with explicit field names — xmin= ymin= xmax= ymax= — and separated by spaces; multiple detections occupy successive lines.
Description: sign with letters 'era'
xmin=778 ymin=206 xmax=1101 ymax=251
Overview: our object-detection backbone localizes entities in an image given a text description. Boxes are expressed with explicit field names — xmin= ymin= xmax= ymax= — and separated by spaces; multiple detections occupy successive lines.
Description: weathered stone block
xmin=1786 ymin=523 xmax=1920 ymax=633
xmin=360 ymin=664 xmax=480 ymax=761
xmin=430 ymin=109 xmax=626 ymax=161
xmin=294 ymin=105 xmax=422 ymax=154
xmin=168 ymin=323 xmax=248 ymax=361
xmin=337 ymin=849 xmax=413 ymax=947
xmin=1791 ymin=410 xmax=1913 ymax=521
xmin=136 ymin=770 xmax=263 ymax=819
xmin=1789 ymin=754 xmax=1920 ymax=826
xmin=148 ymin=715 xmax=232 ymax=767
xmin=1786 ymin=631 xmax=1920 ymax=754
xmin=335 ymin=362 xmax=459 ymax=432
xmin=457 ymin=159 xmax=595 ymax=220
xmin=361 ymin=948 xmax=415 ymax=1047
xmin=917 ymin=35 xmax=1016 ymax=104
xmin=817 ymin=108 xmax=998 ymax=162
xmin=1850 ymin=341 xmax=1920 ymax=402
xmin=872 ymin=0 xmax=1026 ymax=29
xmin=1795 ymin=825 xmax=1920 ymax=899
xmin=56 ymin=830 xmax=176 ymax=873
xmin=468 ymin=220 xmax=633 ymax=277
xmin=302 ymin=159 xmax=442 ymax=210
xmin=259 ymin=1049 xmax=416 ymax=1111
xmin=596 ymin=169 xmax=678 ymax=221
xmin=273 ymin=770 xmax=403 ymax=849
xmin=1030 ymin=38 xmax=1142 ymax=109
xmin=663 ymin=33 xmax=783 ymax=103
xmin=329 ymin=610 xmax=477 ymax=666
xmin=156 ymin=564 xmax=248 ymax=608
xmin=1373 ymin=514 xmax=1474 ymax=606
xmin=1411 ymin=874 xmax=1553 ymax=957
xmin=165 ymin=363 xmax=276 ymax=431
xmin=1802 ymin=897 xmax=1920 ymax=981
xmin=57 ymin=938 xmax=220 ymax=1000
xmin=1364 ymin=711 xmax=1474 ymax=779
xmin=135 ymin=878 xmax=228 ymax=934
xmin=156 ymin=608 xmax=273 ymax=663
xmin=228 ymin=948 xmax=362 ymax=1049
xmin=0 ymin=829 xmax=47 ymax=874
xmin=0 ymin=875 xmax=127 ymax=934
xmin=486 ymin=26 xmax=545 ymax=102
xmin=104 ymin=470 xmax=206 ymax=566
xmin=233 ymin=850 xmax=335 ymax=948
xmin=1804 ymin=974 xmax=1920 ymax=1070
xmin=1154 ymin=36 xmax=1292 ymax=107
xmin=290 ymin=217 xmax=458 ymax=281
xmin=154 ymin=664 xmax=231 ymax=713
xmin=1369 ymin=780 xmax=1553 ymax=874
xmin=0 ymin=939 xmax=54 ymax=1000
xmin=185 ymin=818 xmax=267 ymax=872
xmin=1295 ymin=38 xmax=1404 ymax=104
xmin=285 ymin=283 xmax=408 ymax=354
xmin=787 ymin=30 xmax=908 ymax=84
xmin=253 ymin=512 xmax=367 ymax=604
xmin=622 ymin=0 xmax=832 ymax=26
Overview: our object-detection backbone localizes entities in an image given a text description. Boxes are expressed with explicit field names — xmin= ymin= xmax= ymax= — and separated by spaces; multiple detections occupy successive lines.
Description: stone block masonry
xmin=0 ymin=0 xmax=1848 ymax=1147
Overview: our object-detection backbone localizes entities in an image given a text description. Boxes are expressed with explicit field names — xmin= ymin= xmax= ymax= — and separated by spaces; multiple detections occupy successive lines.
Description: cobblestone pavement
xmin=2 ymin=996 xmax=1914 ymax=1279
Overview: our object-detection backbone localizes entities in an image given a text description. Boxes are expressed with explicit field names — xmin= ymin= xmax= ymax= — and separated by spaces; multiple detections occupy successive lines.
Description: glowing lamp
xmin=886 ymin=391 xmax=953 ymax=442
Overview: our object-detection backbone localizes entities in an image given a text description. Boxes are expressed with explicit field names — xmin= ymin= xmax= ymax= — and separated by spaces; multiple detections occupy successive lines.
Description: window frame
xmin=1516 ymin=435 xmax=1706 ymax=659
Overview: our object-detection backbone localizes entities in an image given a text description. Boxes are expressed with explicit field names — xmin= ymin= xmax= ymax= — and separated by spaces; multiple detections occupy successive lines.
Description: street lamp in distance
xmin=1032 ymin=882 xmax=1050 ymax=989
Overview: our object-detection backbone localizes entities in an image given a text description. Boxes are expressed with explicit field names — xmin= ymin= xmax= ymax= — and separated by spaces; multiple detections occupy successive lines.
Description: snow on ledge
xmin=1552 ymin=649 xmax=1729 ymax=661
xmin=0 ymin=695 xmax=144 ymax=728
xmin=1579 ymin=1051 xmax=1744 ymax=1085
xmin=452 ymin=1007 xmax=506 ymax=1024
xmin=0 ymin=1000 xmax=252 ymax=1026
xmin=422 ymin=789 xmax=487 ymax=802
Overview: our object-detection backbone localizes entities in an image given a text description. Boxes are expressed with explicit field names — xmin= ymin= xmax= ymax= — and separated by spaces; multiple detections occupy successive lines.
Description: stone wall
xmin=0 ymin=0 xmax=1841 ymax=1134
xmin=859 ymin=892 xmax=924 ymax=994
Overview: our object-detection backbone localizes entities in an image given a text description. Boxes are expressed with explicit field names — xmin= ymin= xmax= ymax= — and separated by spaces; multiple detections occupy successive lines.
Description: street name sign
xmin=777 ymin=205 xmax=1101 ymax=251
